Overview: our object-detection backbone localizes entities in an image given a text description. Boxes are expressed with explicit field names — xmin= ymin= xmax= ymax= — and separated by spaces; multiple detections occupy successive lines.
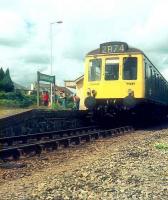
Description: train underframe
xmin=85 ymin=97 xmax=168 ymax=126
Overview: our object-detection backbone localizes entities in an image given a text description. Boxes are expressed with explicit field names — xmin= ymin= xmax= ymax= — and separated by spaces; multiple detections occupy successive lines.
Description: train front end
xmin=83 ymin=42 xmax=145 ymax=112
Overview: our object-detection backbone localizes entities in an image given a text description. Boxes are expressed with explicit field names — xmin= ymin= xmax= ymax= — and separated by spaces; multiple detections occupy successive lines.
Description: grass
xmin=155 ymin=143 xmax=168 ymax=150
xmin=0 ymin=108 xmax=30 ymax=118
xmin=0 ymin=105 xmax=72 ymax=118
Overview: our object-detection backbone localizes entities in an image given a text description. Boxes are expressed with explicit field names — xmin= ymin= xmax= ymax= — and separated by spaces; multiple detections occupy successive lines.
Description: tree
xmin=0 ymin=68 xmax=5 ymax=80
xmin=1 ymin=68 xmax=14 ymax=92
xmin=0 ymin=68 xmax=5 ymax=91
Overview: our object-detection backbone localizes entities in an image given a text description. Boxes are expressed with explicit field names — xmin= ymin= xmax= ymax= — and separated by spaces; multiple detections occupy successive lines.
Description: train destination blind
xmin=100 ymin=42 xmax=128 ymax=54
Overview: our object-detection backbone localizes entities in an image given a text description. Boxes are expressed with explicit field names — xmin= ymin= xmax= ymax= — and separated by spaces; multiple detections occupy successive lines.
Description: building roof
xmin=64 ymin=75 xmax=84 ymax=89
xmin=14 ymin=82 xmax=29 ymax=91
xmin=55 ymin=85 xmax=73 ymax=95
xmin=74 ymin=75 xmax=84 ymax=83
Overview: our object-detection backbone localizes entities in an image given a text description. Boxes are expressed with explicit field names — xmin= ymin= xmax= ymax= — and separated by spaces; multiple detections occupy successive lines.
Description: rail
xmin=0 ymin=126 xmax=133 ymax=160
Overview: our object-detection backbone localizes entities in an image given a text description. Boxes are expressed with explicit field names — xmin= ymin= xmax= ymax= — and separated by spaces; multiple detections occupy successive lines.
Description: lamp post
xmin=50 ymin=20 xmax=63 ymax=107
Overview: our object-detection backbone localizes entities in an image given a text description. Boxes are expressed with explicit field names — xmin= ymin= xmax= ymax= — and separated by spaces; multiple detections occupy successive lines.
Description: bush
xmin=0 ymin=91 xmax=6 ymax=99
xmin=0 ymin=99 xmax=20 ymax=107
xmin=52 ymin=103 xmax=62 ymax=110
xmin=27 ymin=93 xmax=37 ymax=103
xmin=0 ymin=91 xmax=24 ymax=100
xmin=0 ymin=91 xmax=36 ymax=108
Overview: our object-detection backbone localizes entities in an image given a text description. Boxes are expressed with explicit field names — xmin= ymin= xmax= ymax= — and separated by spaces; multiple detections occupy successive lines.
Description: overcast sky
xmin=0 ymin=0 xmax=168 ymax=87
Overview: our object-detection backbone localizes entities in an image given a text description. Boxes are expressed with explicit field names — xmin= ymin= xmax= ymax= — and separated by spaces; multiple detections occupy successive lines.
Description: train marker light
xmin=92 ymin=90 xmax=97 ymax=97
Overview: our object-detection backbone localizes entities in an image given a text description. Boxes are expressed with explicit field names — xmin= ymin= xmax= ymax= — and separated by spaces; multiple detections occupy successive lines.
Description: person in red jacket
xmin=43 ymin=91 xmax=49 ymax=106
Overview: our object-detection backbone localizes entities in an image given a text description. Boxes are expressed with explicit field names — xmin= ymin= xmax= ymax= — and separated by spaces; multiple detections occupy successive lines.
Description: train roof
xmin=87 ymin=42 xmax=144 ymax=56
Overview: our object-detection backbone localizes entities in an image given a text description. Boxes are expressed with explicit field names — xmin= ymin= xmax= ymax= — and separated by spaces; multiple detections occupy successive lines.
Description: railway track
xmin=0 ymin=126 xmax=133 ymax=160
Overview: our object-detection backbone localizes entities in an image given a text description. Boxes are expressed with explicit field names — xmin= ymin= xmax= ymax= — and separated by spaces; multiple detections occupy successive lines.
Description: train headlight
xmin=92 ymin=90 xmax=97 ymax=97
xmin=87 ymin=88 xmax=91 ymax=96
xmin=123 ymin=89 xmax=136 ymax=109
xmin=128 ymin=89 xmax=134 ymax=97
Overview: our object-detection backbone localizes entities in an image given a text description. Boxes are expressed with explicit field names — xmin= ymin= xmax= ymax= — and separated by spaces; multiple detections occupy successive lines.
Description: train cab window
xmin=88 ymin=59 xmax=101 ymax=81
xmin=105 ymin=58 xmax=119 ymax=80
xmin=123 ymin=57 xmax=137 ymax=80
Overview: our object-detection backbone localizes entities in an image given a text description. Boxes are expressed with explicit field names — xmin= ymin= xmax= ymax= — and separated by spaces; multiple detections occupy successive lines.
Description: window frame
xmin=88 ymin=59 xmax=102 ymax=82
xmin=122 ymin=57 xmax=138 ymax=80
xmin=104 ymin=58 xmax=120 ymax=81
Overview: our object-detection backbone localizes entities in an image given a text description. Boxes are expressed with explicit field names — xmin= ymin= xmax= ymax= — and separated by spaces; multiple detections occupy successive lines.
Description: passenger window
xmin=105 ymin=58 xmax=119 ymax=80
xmin=150 ymin=68 xmax=153 ymax=83
xmin=123 ymin=57 xmax=137 ymax=80
xmin=145 ymin=63 xmax=147 ymax=78
xmin=154 ymin=71 xmax=156 ymax=84
xmin=88 ymin=59 xmax=101 ymax=81
xmin=156 ymin=74 xmax=159 ymax=89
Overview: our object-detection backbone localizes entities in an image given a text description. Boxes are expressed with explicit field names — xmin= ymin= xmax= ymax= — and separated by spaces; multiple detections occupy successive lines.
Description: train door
xmin=101 ymin=57 xmax=122 ymax=98
xmin=144 ymin=60 xmax=150 ymax=98
xmin=121 ymin=55 xmax=144 ymax=98
xmin=84 ymin=58 xmax=102 ymax=99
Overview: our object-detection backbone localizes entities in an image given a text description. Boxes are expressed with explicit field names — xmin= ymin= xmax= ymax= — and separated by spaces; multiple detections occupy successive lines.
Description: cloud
xmin=0 ymin=37 xmax=27 ymax=47
xmin=0 ymin=0 xmax=168 ymax=87
xmin=24 ymin=54 xmax=50 ymax=64
xmin=0 ymin=11 xmax=30 ymax=47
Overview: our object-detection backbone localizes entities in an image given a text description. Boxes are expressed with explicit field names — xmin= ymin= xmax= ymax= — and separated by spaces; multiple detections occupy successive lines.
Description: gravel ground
xmin=0 ymin=125 xmax=168 ymax=200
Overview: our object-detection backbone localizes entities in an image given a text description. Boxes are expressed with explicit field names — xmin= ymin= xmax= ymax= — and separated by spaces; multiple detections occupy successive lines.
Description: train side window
xmin=145 ymin=63 xmax=147 ymax=79
xmin=88 ymin=59 xmax=101 ymax=81
xmin=145 ymin=63 xmax=150 ymax=79
xmin=154 ymin=71 xmax=157 ymax=88
xmin=123 ymin=57 xmax=137 ymax=80
xmin=163 ymin=82 xmax=165 ymax=97
xmin=164 ymin=82 xmax=166 ymax=94
xmin=158 ymin=75 xmax=161 ymax=89
xmin=150 ymin=67 xmax=152 ymax=79
xmin=105 ymin=58 xmax=119 ymax=80
xmin=157 ymin=74 xmax=159 ymax=90
xmin=162 ymin=79 xmax=164 ymax=93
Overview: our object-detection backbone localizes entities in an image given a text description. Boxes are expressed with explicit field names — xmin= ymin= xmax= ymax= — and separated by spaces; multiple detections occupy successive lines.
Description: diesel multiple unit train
xmin=84 ymin=42 xmax=168 ymax=119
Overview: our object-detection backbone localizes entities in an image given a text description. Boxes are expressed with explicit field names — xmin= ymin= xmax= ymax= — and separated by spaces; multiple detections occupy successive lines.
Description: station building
xmin=14 ymin=82 xmax=29 ymax=94
xmin=30 ymin=76 xmax=85 ymax=110
xmin=64 ymin=75 xmax=85 ymax=110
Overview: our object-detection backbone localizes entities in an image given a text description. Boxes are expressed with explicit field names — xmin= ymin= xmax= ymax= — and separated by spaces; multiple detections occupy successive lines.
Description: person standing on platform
xmin=60 ymin=90 xmax=66 ymax=109
xmin=41 ymin=91 xmax=45 ymax=106
xmin=43 ymin=91 xmax=49 ymax=106
xmin=73 ymin=94 xmax=80 ymax=110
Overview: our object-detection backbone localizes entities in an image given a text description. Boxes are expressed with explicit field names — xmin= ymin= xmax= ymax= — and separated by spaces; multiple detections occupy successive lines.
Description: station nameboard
xmin=37 ymin=71 xmax=55 ymax=84
xmin=100 ymin=42 xmax=128 ymax=54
